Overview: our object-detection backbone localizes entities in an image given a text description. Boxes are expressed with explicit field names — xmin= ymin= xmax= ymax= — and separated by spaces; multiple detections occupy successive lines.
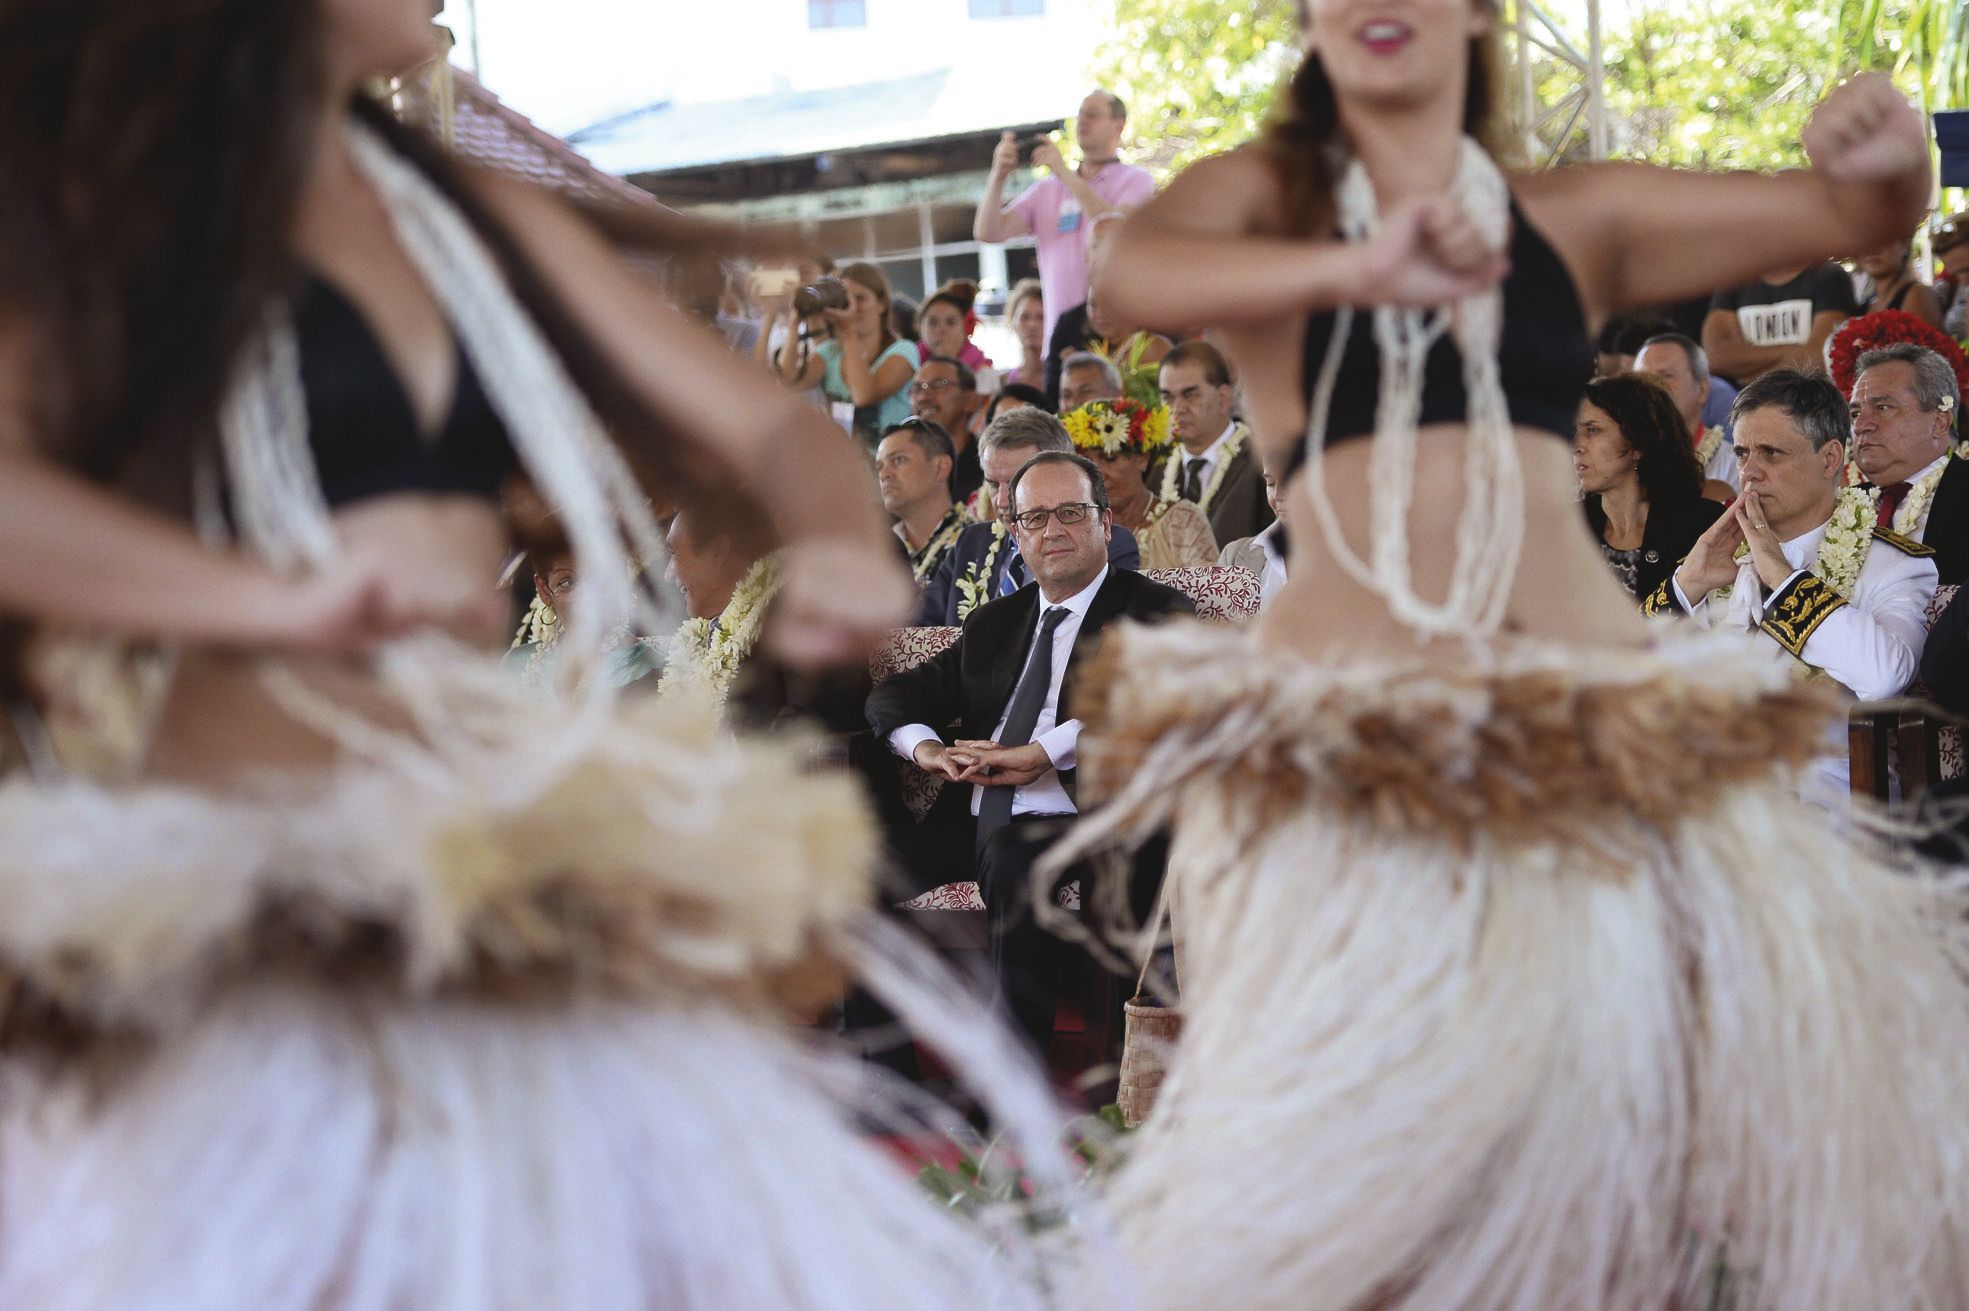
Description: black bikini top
xmin=1292 ymin=196 xmax=1593 ymax=476
xmin=295 ymin=273 xmax=518 ymax=506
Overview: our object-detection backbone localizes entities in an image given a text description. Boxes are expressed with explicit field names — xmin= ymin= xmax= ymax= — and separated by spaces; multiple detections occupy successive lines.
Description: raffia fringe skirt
xmin=1052 ymin=621 xmax=1969 ymax=1311
xmin=0 ymin=683 xmax=1098 ymax=1310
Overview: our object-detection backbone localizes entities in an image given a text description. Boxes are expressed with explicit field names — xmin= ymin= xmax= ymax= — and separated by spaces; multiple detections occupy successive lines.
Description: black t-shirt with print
xmin=1707 ymin=263 xmax=1858 ymax=380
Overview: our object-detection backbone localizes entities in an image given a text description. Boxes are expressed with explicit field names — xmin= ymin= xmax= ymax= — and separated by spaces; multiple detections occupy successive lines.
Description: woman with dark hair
xmin=1576 ymin=372 xmax=1722 ymax=598
xmin=1048 ymin=0 xmax=1969 ymax=1303
xmin=0 ymin=4 xmax=1080 ymax=1307
xmin=915 ymin=278 xmax=999 ymax=389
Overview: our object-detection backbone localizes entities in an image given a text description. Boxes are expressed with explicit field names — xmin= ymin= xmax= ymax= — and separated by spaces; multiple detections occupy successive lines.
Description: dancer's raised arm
xmin=1095 ymin=147 xmax=1508 ymax=330
xmin=1536 ymin=74 xmax=1931 ymax=322
xmin=451 ymin=170 xmax=916 ymax=664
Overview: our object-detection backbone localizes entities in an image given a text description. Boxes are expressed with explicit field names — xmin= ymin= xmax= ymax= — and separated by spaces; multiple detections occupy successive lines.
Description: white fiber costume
xmin=1046 ymin=143 xmax=1969 ymax=1310
xmin=0 ymin=120 xmax=1099 ymax=1311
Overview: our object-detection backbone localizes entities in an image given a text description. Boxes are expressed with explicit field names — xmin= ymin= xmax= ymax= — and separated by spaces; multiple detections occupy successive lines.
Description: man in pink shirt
xmin=974 ymin=90 xmax=1157 ymax=348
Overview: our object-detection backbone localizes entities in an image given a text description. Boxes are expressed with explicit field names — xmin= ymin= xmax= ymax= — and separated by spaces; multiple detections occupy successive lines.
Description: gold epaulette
xmin=1870 ymin=525 xmax=1936 ymax=557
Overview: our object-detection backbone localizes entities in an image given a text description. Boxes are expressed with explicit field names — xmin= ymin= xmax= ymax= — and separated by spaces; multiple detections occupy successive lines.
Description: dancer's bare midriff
xmin=1259 ymin=426 xmax=1650 ymax=666
xmin=141 ymin=493 xmax=513 ymax=789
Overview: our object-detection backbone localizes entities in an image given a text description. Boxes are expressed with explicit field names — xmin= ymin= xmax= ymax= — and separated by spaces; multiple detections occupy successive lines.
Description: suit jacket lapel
xmin=979 ymin=588 xmax=1041 ymax=731
xmin=1061 ymin=570 xmax=1130 ymax=722
xmin=1929 ymin=457 xmax=1969 ymax=575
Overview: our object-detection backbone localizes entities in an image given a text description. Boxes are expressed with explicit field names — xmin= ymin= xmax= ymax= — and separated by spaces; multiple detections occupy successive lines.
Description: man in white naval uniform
xmin=1849 ymin=342 xmax=1969 ymax=585
xmin=1644 ymin=370 xmax=1938 ymax=803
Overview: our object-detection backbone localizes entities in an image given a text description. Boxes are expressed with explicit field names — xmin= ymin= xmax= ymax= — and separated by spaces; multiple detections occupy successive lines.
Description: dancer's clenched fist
xmin=1805 ymin=73 xmax=1929 ymax=186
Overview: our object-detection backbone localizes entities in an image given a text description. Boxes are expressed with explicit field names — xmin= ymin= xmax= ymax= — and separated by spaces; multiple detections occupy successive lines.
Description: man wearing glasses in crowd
xmin=868 ymin=451 xmax=1191 ymax=1053
xmin=908 ymin=356 xmax=985 ymax=503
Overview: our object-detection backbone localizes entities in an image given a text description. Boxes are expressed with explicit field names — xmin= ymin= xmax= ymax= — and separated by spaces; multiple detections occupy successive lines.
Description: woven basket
xmin=1117 ymin=995 xmax=1184 ymax=1128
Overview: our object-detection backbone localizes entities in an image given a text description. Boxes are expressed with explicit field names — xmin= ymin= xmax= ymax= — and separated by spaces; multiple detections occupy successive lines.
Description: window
xmin=969 ymin=0 xmax=1044 ymax=15
xmin=808 ymin=0 xmax=866 ymax=28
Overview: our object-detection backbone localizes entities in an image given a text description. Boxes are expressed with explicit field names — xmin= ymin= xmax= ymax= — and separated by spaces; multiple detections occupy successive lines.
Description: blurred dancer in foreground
xmin=0 ymin=3 xmax=1093 ymax=1307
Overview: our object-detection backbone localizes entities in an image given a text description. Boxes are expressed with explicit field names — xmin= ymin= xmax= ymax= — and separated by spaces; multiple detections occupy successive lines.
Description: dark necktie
xmin=1876 ymin=481 xmax=1912 ymax=529
xmin=974 ymin=605 xmax=1070 ymax=850
xmin=1181 ymin=457 xmax=1208 ymax=503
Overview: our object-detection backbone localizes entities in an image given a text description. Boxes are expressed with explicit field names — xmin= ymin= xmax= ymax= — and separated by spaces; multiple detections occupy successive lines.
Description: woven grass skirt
xmin=1044 ymin=620 xmax=1969 ymax=1311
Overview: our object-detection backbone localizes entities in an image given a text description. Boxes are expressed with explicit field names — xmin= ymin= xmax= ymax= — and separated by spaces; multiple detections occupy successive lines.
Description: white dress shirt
xmin=1669 ymin=514 xmax=1938 ymax=801
xmin=1183 ymin=421 xmax=1239 ymax=493
xmin=1695 ymin=424 xmax=1740 ymax=494
xmin=888 ymin=566 xmax=1107 ymax=818
xmin=1896 ymin=451 xmax=1951 ymax=542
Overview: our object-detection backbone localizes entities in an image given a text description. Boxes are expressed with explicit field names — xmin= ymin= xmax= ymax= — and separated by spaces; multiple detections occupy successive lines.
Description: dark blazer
xmin=1584 ymin=491 xmax=1725 ymax=600
xmin=1922 ymin=582 xmax=1969 ymax=714
xmin=1918 ymin=455 xmax=1969 ymax=586
xmin=870 ymin=568 xmax=1195 ymax=800
xmin=1201 ymin=439 xmax=1276 ymax=548
xmin=916 ymin=521 xmax=1141 ymax=627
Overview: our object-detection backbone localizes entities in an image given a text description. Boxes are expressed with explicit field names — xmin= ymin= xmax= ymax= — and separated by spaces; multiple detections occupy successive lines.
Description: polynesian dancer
xmin=0 ymin=3 xmax=1108 ymax=1306
xmin=1045 ymin=0 xmax=1969 ymax=1306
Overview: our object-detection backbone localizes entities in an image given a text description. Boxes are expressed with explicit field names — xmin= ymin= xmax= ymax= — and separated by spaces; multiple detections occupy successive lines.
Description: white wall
xmin=441 ymin=0 xmax=1109 ymax=137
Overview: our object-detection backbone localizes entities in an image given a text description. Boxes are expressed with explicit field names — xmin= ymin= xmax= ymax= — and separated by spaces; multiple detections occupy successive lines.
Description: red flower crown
xmin=1827 ymin=309 xmax=1969 ymax=401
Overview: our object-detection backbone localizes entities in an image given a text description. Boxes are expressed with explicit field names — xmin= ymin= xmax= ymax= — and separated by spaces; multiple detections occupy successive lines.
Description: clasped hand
xmin=1675 ymin=495 xmax=1792 ymax=599
xmin=913 ymin=739 xmax=1052 ymax=787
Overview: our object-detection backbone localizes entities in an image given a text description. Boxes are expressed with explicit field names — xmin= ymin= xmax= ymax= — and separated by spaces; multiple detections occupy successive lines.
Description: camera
xmin=793 ymin=277 xmax=849 ymax=318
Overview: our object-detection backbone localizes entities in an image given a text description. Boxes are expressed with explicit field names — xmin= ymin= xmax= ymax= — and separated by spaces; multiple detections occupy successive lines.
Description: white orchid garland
xmin=908 ymin=507 xmax=972 ymax=584
xmin=1158 ymin=423 xmax=1248 ymax=514
xmin=1693 ymin=426 xmax=1723 ymax=475
xmin=954 ymin=522 xmax=1010 ymax=621
xmin=656 ymin=556 xmax=781 ymax=710
xmin=1888 ymin=450 xmax=1957 ymax=538
xmin=1711 ymin=484 xmax=1877 ymax=605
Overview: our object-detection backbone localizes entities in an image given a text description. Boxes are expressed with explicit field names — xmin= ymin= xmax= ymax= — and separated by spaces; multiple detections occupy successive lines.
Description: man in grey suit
xmin=1157 ymin=340 xmax=1273 ymax=547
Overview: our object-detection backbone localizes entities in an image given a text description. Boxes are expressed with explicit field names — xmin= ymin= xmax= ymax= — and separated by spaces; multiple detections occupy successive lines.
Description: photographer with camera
xmin=973 ymin=90 xmax=1156 ymax=349
xmin=773 ymin=262 xmax=917 ymax=447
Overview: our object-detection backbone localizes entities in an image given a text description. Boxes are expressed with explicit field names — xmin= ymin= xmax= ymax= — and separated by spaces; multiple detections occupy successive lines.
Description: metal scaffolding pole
xmin=1507 ymin=0 xmax=1608 ymax=166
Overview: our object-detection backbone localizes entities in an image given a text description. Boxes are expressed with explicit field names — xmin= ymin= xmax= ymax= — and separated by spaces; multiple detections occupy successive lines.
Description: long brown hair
xmin=0 ymin=2 xmax=766 ymax=692
xmin=1260 ymin=5 xmax=1513 ymax=237
xmin=838 ymin=261 xmax=899 ymax=353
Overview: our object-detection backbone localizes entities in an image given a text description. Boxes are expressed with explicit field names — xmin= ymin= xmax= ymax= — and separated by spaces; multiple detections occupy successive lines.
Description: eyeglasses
xmin=908 ymin=378 xmax=960 ymax=396
xmin=1011 ymin=502 xmax=1101 ymax=532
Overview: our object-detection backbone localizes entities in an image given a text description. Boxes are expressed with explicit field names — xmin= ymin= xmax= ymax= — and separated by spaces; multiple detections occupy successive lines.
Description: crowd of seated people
xmin=649 ymin=100 xmax=1969 ymax=1077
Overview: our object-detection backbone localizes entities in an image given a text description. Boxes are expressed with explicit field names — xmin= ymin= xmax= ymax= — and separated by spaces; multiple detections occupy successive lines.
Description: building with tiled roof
xmin=400 ymin=63 xmax=668 ymax=217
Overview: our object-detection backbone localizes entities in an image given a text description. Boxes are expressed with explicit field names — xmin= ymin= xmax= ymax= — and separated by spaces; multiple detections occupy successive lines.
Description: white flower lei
xmin=1158 ymin=423 xmax=1248 ymax=514
xmin=1693 ymin=425 xmax=1723 ymax=474
xmin=1712 ymin=484 xmax=1876 ymax=605
xmin=954 ymin=522 xmax=1009 ymax=621
xmin=656 ymin=556 xmax=781 ymax=710
xmin=909 ymin=506 xmax=973 ymax=584
xmin=1888 ymin=447 xmax=1961 ymax=538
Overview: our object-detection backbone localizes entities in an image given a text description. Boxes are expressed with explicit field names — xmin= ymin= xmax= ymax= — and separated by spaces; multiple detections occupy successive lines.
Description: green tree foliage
xmin=1587 ymin=0 xmax=1928 ymax=170
xmin=1101 ymin=0 xmax=1301 ymax=175
xmin=1104 ymin=0 xmax=1969 ymax=180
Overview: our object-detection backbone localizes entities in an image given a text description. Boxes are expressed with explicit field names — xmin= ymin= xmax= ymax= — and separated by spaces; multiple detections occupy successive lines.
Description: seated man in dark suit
xmin=917 ymin=408 xmax=1139 ymax=626
xmin=868 ymin=451 xmax=1194 ymax=1052
xmin=1156 ymin=340 xmax=1274 ymax=548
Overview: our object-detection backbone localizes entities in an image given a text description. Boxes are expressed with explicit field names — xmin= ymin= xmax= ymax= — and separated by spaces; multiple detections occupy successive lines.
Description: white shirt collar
xmin=1779 ymin=516 xmax=1833 ymax=572
xmin=1903 ymin=451 xmax=1952 ymax=487
xmin=1039 ymin=564 xmax=1109 ymax=618
xmin=1253 ymin=519 xmax=1286 ymax=564
xmin=1189 ymin=421 xmax=1238 ymax=471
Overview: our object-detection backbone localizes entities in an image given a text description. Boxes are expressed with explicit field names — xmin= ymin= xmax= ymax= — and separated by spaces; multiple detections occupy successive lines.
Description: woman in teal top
xmin=774 ymin=261 xmax=916 ymax=446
